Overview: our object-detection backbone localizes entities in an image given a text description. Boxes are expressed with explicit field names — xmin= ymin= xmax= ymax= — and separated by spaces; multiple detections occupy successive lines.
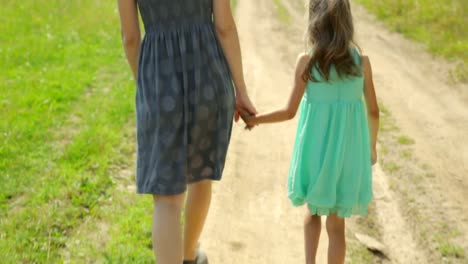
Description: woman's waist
xmin=143 ymin=17 xmax=213 ymax=34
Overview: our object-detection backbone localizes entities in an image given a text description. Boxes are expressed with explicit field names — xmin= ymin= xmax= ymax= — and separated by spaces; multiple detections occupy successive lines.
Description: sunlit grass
xmin=355 ymin=0 xmax=468 ymax=81
xmin=231 ymin=0 xmax=238 ymax=10
xmin=0 ymin=0 xmax=155 ymax=262
xmin=273 ymin=0 xmax=292 ymax=25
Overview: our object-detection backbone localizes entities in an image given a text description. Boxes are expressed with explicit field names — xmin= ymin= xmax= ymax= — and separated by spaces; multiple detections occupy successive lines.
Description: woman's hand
xmin=235 ymin=92 xmax=257 ymax=122
xmin=237 ymin=108 xmax=257 ymax=130
xmin=371 ymin=147 xmax=377 ymax=165
xmin=234 ymin=92 xmax=257 ymax=130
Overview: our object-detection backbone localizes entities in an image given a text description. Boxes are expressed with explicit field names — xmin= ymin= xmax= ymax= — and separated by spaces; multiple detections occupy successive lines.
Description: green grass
xmin=231 ymin=0 xmax=238 ymax=10
xmin=273 ymin=0 xmax=292 ymax=25
xmin=0 ymin=0 xmax=155 ymax=262
xmin=397 ymin=135 xmax=415 ymax=145
xmin=378 ymin=102 xmax=468 ymax=261
xmin=438 ymin=242 xmax=465 ymax=259
xmin=434 ymin=225 xmax=465 ymax=259
xmin=434 ymin=227 xmax=466 ymax=259
xmin=400 ymin=150 xmax=412 ymax=159
xmin=347 ymin=241 xmax=376 ymax=263
xmin=355 ymin=0 xmax=468 ymax=81
xmin=383 ymin=162 xmax=400 ymax=172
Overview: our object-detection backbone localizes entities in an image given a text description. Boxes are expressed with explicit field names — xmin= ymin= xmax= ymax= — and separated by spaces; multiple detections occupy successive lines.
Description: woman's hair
xmin=303 ymin=0 xmax=362 ymax=82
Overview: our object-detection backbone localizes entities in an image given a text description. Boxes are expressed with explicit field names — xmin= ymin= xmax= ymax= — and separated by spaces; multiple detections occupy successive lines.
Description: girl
xmin=118 ymin=0 xmax=256 ymax=263
xmin=244 ymin=0 xmax=379 ymax=263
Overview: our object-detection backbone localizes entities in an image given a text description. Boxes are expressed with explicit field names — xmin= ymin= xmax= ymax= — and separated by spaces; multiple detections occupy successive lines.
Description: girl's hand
xmin=371 ymin=147 xmax=377 ymax=165
xmin=235 ymin=92 xmax=257 ymax=122
xmin=239 ymin=109 xmax=257 ymax=130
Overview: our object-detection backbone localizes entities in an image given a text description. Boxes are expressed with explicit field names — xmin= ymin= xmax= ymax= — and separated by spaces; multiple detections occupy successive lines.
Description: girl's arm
xmin=118 ymin=0 xmax=141 ymax=80
xmin=245 ymin=53 xmax=310 ymax=125
xmin=213 ymin=0 xmax=256 ymax=118
xmin=362 ymin=55 xmax=380 ymax=164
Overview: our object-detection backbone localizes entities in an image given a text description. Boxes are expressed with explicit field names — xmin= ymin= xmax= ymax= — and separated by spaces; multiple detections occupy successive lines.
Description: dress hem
xmin=289 ymin=195 xmax=372 ymax=218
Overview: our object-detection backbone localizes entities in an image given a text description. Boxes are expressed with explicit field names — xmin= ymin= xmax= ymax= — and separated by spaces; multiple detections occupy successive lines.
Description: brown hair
xmin=303 ymin=0 xmax=362 ymax=82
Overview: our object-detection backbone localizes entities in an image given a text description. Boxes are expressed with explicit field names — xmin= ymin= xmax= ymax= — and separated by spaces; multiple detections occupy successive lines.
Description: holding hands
xmin=240 ymin=109 xmax=257 ymax=129
xmin=234 ymin=91 xmax=258 ymax=129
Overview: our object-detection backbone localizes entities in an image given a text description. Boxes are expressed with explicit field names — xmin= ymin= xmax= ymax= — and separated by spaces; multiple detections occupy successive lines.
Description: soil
xmin=202 ymin=1 xmax=468 ymax=263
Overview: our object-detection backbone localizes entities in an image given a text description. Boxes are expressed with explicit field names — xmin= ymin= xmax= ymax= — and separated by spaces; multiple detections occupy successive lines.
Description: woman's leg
xmin=304 ymin=209 xmax=322 ymax=264
xmin=326 ymin=214 xmax=346 ymax=264
xmin=152 ymin=194 xmax=185 ymax=264
xmin=184 ymin=180 xmax=212 ymax=261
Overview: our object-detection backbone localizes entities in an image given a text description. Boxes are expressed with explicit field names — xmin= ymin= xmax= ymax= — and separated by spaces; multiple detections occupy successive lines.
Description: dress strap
xmin=350 ymin=47 xmax=362 ymax=66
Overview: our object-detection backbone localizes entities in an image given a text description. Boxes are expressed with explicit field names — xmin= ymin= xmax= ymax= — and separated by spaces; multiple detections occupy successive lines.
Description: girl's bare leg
xmin=326 ymin=214 xmax=346 ymax=264
xmin=184 ymin=180 xmax=212 ymax=261
xmin=304 ymin=209 xmax=322 ymax=264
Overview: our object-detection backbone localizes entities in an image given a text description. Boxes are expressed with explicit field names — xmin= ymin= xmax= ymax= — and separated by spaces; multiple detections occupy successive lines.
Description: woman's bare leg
xmin=183 ymin=180 xmax=212 ymax=261
xmin=152 ymin=194 xmax=185 ymax=264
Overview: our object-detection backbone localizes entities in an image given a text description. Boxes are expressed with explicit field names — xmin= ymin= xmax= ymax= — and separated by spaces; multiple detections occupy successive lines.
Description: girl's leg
xmin=304 ymin=209 xmax=322 ymax=264
xmin=183 ymin=180 xmax=212 ymax=261
xmin=326 ymin=214 xmax=346 ymax=264
xmin=152 ymin=194 xmax=185 ymax=264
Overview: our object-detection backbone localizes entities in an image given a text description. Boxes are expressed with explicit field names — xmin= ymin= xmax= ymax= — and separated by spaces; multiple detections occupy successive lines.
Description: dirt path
xmin=352 ymin=2 xmax=468 ymax=259
xmin=202 ymin=0 xmax=468 ymax=263
xmin=203 ymin=0 xmax=322 ymax=263
xmin=372 ymin=165 xmax=426 ymax=263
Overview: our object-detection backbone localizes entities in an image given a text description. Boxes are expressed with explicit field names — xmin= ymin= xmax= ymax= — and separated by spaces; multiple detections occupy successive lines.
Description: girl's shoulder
xmin=350 ymin=46 xmax=363 ymax=63
xmin=297 ymin=52 xmax=311 ymax=65
xmin=295 ymin=52 xmax=312 ymax=75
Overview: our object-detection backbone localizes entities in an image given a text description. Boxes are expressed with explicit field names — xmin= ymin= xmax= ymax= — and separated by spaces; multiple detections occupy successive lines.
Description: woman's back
xmin=118 ymin=0 xmax=255 ymax=262
xmin=138 ymin=0 xmax=212 ymax=31
xmin=135 ymin=0 xmax=235 ymax=195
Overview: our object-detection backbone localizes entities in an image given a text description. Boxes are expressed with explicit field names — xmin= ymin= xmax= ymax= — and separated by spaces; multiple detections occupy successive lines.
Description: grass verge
xmin=347 ymin=203 xmax=387 ymax=263
xmin=354 ymin=0 xmax=468 ymax=81
xmin=273 ymin=0 xmax=292 ymax=25
xmin=0 ymin=0 xmax=155 ymax=262
xmin=231 ymin=0 xmax=238 ymax=10
xmin=377 ymin=102 xmax=466 ymax=263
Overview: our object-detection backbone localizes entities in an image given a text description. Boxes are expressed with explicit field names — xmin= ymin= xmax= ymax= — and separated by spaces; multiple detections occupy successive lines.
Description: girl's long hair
xmin=303 ymin=0 xmax=362 ymax=82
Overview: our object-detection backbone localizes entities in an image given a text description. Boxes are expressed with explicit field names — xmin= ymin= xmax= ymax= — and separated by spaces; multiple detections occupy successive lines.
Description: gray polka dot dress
xmin=135 ymin=0 xmax=235 ymax=195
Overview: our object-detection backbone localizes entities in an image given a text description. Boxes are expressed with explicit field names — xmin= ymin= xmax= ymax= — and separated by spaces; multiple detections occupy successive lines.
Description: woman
xmin=118 ymin=0 xmax=256 ymax=263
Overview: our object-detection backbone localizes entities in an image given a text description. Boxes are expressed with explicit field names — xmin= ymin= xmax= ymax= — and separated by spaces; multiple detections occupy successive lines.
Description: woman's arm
xmin=362 ymin=55 xmax=380 ymax=164
xmin=213 ymin=0 xmax=256 ymax=118
xmin=118 ymin=0 xmax=141 ymax=80
xmin=213 ymin=0 xmax=247 ymax=95
xmin=245 ymin=53 xmax=310 ymax=125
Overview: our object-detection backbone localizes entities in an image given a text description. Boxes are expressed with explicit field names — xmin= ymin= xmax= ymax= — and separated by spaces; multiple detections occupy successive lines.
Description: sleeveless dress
xmin=136 ymin=0 xmax=235 ymax=195
xmin=288 ymin=49 xmax=373 ymax=217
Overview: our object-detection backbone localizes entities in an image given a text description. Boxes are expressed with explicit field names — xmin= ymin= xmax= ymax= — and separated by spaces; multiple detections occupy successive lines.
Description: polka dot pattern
xmin=135 ymin=0 xmax=235 ymax=195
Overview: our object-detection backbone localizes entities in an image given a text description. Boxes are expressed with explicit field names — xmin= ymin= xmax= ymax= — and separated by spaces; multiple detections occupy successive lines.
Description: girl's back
xmin=288 ymin=48 xmax=373 ymax=218
xmin=305 ymin=50 xmax=364 ymax=103
xmin=243 ymin=0 xmax=380 ymax=262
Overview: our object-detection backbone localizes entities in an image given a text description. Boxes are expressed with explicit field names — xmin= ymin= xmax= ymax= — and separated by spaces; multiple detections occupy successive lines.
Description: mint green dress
xmin=288 ymin=50 xmax=373 ymax=218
